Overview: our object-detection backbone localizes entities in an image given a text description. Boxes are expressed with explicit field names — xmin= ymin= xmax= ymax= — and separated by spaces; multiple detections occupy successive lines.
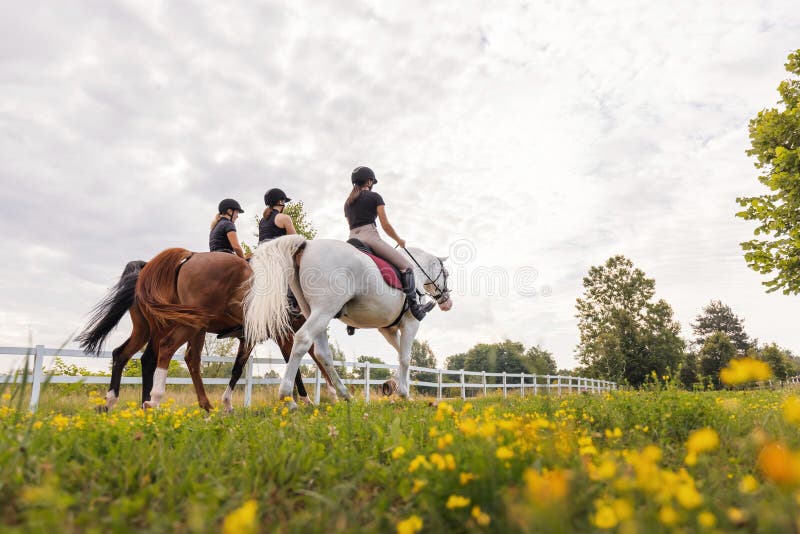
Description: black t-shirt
xmin=209 ymin=218 xmax=236 ymax=252
xmin=259 ymin=209 xmax=286 ymax=242
xmin=344 ymin=191 xmax=385 ymax=229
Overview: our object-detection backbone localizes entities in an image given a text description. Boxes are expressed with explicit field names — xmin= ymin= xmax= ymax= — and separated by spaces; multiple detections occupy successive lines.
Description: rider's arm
xmin=376 ymin=205 xmax=406 ymax=248
xmin=226 ymin=231 xmax=246 ymax=258
xmin=276 ymin=213 xmax=297 ymax=235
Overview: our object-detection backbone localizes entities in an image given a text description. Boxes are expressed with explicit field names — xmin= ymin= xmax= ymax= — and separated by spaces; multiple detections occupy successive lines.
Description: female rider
xmin=209 ymin=198 xmax=247 ymax=258
xmin=259 ymin=188 xmax=296 ymax=242
xmin=344 ymin=166 xmax=434 ymax=321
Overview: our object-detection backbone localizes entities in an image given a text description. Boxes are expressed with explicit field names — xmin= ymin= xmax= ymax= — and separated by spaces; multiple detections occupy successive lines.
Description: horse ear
xmin=438 ymin=256 xmax=448 ymax=262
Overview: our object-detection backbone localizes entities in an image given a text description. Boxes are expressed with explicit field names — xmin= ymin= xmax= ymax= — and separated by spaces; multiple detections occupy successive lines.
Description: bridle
xmin=403 ymin=248 xmax=451 ymax=304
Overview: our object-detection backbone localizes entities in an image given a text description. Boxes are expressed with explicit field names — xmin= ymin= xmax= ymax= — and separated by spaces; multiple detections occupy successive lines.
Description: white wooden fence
xmin=0 ymin=345 xmax=617 ymax=411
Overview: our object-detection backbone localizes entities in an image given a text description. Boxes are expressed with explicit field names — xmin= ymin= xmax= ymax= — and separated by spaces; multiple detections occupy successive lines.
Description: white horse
xmin=244 ymin=235 xmax=452 ymax=406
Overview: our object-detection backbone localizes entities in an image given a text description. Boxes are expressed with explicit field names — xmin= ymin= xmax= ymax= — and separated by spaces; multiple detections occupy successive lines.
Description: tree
xmin=445 ymin=340 xmax=529 ymax=384
xmin=736 ymin=49 xmax=800 ymax=294
xmin=249 ymin=200 xmax=318 ymax=243
xmin=524 ymin=345 xmax=557 ymax=375
xmin=200 ymin=335 xmax=238 ymax=378
xmin=757 ymin=343 xmax=792 ymax=384
xmin=691 ymin=300 xmax=752 ymax=354
xmin=699 ymin=332 xmax=737 ymax=389
xmin=678 ymin=351 xmax=700 ymax=390
xmin=410 ymin=340 xmax=438 ymax=396
xmin=353 ymin=355 xmax=390 ymax=381
xmin=575 ymin=255 xmax=685 ymax=386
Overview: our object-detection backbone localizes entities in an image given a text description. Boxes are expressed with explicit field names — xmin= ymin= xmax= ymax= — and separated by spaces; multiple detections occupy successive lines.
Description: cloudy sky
xmin=1 ymin=0 xmax=798 ymax=372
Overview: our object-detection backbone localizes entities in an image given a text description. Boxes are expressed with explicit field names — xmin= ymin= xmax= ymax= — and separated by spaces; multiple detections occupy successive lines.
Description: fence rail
xmin=0 ymin=345 xmax=617 ymax=411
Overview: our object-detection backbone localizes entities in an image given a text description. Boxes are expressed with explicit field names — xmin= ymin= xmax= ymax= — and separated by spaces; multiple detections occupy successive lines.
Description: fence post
xmin=314 ymin=367 xmax=321 ymax=404
xmin=29 ymin=344 xmax=45 ymax=412
xmin=244 ymin=354 xmax=254 ymax=407
xmin=557 ymin=375 xmax=562 ymax=396
xmin=482 ymin=371 xmax=487 ymax=396
xmin=533 ymin=374 xmax=538 ymax=395
xmin=521 ymin=373 xmax=526 ymax=397
xmin=437 ymin=369 xmax=442 ymax=401
xmin=460 ymin=369 xmax=465 ymax=400
xmin=364 ymin=361 xmax=370 ymax=404
xmin=502 ymin=371 xmax=507 ymax=398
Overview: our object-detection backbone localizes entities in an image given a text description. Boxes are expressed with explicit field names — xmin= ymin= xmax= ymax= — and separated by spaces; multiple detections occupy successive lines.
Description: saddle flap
xmin=347 ymin=239 xmax=402 ymax=289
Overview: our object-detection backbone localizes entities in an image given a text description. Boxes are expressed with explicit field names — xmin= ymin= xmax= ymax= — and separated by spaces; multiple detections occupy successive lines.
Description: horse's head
xmin=405 ymin=248 xmax=453 ymax=312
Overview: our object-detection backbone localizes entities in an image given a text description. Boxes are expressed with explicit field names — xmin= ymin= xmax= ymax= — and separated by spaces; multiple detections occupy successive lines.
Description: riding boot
xmin=287 ymin=288 xmax=301 ymax=316
xmin=400 ymin=270 xmax=435 ymax=321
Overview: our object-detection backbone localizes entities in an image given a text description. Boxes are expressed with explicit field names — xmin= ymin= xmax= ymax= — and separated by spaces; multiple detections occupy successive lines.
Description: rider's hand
xmin=396 ymin=238 xmax=406 ymax=248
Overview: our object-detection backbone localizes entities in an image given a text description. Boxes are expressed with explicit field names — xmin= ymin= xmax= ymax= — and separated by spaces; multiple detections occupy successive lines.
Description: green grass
xmin=1 ymin=386 xmax=800 ymax=533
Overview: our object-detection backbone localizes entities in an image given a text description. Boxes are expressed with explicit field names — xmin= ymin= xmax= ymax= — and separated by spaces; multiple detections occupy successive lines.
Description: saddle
xmin=346 ymin=238 xmax=403 ymax=289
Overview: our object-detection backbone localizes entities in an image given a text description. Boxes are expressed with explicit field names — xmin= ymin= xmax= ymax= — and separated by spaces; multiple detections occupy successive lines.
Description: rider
xmin=345 ymin=166 xmax=434 ymax=321
xmin=209 ymin=199 xmax=247 ymax=258
xmin=259 ymin=188 xmax=296 ymax=242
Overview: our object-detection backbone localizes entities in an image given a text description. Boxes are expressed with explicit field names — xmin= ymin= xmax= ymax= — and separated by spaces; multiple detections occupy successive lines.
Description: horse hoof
xmin=298 ymin=396 xmax=314 ymax=406
xmin=142 ymin=401 xmax=157 ymax=410
xmin=95 ymin=405 xmax=109 ymax=414
xmin=382 ymin=379 xmax=398 ymax=396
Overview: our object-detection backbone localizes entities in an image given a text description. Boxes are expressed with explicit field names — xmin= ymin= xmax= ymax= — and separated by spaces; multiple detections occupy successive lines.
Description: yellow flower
xmin=458 ymin=418 xmax=478 ymax=436
xmin=33 ymin=421 xmax=43 ymax=430
xmin=720 ymin=357 xmax=772 ymax=385
xmin=495 ymin=446 xmax=514 ymax=460
xmin=738 ymin=474 xmax=759 ymax=494
xmin=477 ymin=421 xmax=496 ymax=438
xmin=697 ymin=511 xmax=716 ymax=528
xmin=726 ymin=507 xmax=746 ymax=525
xmin=658 ymin=505 xmax=679 ymax=526
xmin=222 ymin=499 xmax=258 ymax=534
xmin=782 ymin=396 xmax=800 ymax=425
xmin=445 ymin=495 xmax=471 ymax=509
xmin=593 ymin=504 xmax=618 ymax=530
xmin=279 ymin=420 xmax=288 ymax=428
xmin=460 ymin=472 xmax=476 ymax=485
xmin=391 ymin=446 xmax=406 ymax=459
xmin=437 ymin=433 xmax=454 ymax=450
xmin=611 ymin=499 xmax=633 ymax=521
xmin=524 ymin=468 xmax=569 ymax=504
xmin=757 ymin=442 xmax=800 ymax=486
xmin=471 ymin=506 xmax=491 ymax=527
xmin=408 ymin=455 xmax=431 ymax=474
xmin=396 ymin=514 xmax=423 ymax=534
xmin=686 ymin=428 xmax=719 ymax=458
xmin=676 ymin=483 xmax=703 ymax=509
xmin=411 ymin=479 xmax=427 ymax=494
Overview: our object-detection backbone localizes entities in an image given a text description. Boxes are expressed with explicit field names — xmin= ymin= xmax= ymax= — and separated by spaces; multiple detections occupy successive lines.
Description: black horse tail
xmin=76 ymin=260 xmax=147 ymax=355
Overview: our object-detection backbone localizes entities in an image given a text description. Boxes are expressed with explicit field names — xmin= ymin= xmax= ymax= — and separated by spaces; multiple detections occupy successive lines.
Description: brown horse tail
xmin=136 ymin=248 xmax=210 ymax=330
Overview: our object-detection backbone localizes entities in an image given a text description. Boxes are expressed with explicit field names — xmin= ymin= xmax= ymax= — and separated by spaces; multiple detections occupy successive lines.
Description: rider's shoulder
xmin=367 ymin=190 xmax=385 ymax=204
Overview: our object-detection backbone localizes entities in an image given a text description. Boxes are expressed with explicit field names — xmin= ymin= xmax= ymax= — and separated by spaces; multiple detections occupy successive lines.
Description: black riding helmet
xmin=264 ymin=188 xmax=291 ymax=206
xmin=218 ymin=198 xmax=244 ymax=214
xmin=351 ymin=166 xmax=378 ymax=186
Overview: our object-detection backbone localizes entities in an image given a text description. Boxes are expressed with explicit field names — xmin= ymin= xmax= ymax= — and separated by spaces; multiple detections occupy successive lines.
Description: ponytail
xmin=345 ymin=185 xmax=363 ymax=207
xmin=210 ymin=213 xmax=222 ymax=230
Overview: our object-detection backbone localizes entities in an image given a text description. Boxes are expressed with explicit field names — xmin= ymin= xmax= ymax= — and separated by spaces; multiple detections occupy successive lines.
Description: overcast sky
xmin=1 ymin=0 xmax=798 ymax=371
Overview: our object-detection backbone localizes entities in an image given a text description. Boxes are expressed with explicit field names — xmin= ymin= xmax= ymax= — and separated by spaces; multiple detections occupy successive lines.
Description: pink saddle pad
xmin=364 ymin=252 xmax=403 ymax=289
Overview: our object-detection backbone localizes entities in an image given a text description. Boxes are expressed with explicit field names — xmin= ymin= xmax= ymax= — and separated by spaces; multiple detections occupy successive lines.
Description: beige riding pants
xmin=349 ymin=224 xmax=413 ymax=271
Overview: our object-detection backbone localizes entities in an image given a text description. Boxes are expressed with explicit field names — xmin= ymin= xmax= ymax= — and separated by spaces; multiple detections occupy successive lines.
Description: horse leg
xmin=378 ymin=327 xmax=401 ymax=396
xmin=395 ymin=319 xmax=420 ymax=399
xmin=276 ymin=334 xmax=312 ymax=404
xmin=310 ymin=330 xmax=351 ymax=402
xmin=185 ymin=330 xmax=212 ymax=412
xmin=144 ymin=325 xmax=193 ymax=409
xmin=106 ymin=311 xmax=149 ymax=411
xmin=307 ymin=343 xmax=338 ymax=401
xmin=222 ymin=338 xmax=253 ymax=413
xmin=280 ymin=312 xmax=346 ymax=407
xmin=140 ymin=342 xmax=157 ymax=405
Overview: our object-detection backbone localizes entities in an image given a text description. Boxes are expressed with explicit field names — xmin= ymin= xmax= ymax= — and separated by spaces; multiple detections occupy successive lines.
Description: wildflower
xmin=281 ymin=406 xmax=289 ymax=416
xmin=697 ymin=511 xmax=716 ymax=528
xmin=460 ymin=472 xmax=476 ymax=485
xmin=676 ymin=483 xmax=703 ymax=509
xmin=726 ymin=507 xmax=746 ymax=525
xmin=458 ymin=418 xmax=478 ymax=436
xmin=408 ymin=455 xmax=431 ymax=474
xmin=477 ymin=421 xmax=496 ymax=438
xmin=604 ymin=427 xmax=622 ymax=439
xmin=495 ymin=446 xmax=514 ymax=460
xmin=51 ymin=414 xmax=70 ymax=431
xmin=32 ymin=421 xmax=43 ymax=430
xmin=658 ymin=505 xmax=679 ymax=525
xmin=593 ymin=504 xmax=618 ymax=529
xmin=685 ymin=428 xmax=719 ymax=465
xmin=739 ymin=474 xmax=759 ymax=494
xmin=524 ymin=468 xmax=569 ymax=504
xmin=2 ymin=393 xmax=11 ymax=401
xmin=471 ymin=506 xmax=491 ymax=527
xmin=611 ymin=499 xmax=633 ymax=521
xmin=782 ymin=396 xmax=800 ymax=425
xmin=437 ymin=433 xmax=454 ymax=450
xmin=757 ymin=442 xmax=800 ymax=486
xmin=396 ymin=515 xmax=423 ymax=534
xmin=435 ymin=401 xmax=454 ymax=422
xmin=445 ymin=495 xmax=471 ymax=509
xmin=411 ymin=479 xmax=427 ymax=494
xmin=391 ymin=446 xmax=406 ymax=459
xmin=720 ymin=358 xmax=772 ymax=385
xmin=222 ymin=499 xmax=258 ymax=534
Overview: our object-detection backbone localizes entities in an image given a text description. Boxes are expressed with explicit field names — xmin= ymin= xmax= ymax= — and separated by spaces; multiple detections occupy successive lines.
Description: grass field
xmin=2 ymin=383 xmax=800 ymax=533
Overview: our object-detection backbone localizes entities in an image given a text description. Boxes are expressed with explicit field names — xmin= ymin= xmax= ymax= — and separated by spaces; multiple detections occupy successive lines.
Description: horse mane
xmin=76 ymin=260 xmax=147 ymax=355
xmin=136 ymin=248 xmax=211 ymax=330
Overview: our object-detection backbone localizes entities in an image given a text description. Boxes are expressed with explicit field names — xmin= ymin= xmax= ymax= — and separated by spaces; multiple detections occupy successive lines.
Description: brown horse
xmin=77 ymin=253 xmax=335 ymax=411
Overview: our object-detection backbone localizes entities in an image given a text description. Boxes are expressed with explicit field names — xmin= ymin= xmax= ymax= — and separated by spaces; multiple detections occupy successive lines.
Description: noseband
xmin=403 ymin=249 xmax=451 ymax=304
